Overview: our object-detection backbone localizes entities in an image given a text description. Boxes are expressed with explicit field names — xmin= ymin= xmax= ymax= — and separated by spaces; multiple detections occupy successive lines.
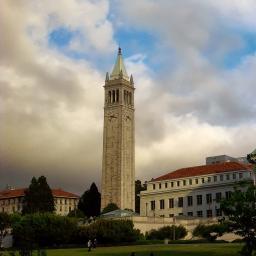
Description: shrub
xmin=193 ymin=223 xmax=229 ymax=242
xmin=146 ymin=225 xmax=187 ymax=240
xmin=76 ymin=219 xmax=141 ymax=244
xmin=12 ymin=213 xmax=78 ymax=249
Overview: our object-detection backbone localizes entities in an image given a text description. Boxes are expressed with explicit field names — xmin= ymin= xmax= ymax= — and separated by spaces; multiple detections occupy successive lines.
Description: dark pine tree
xmin=135 ymin=180 xmax=146 ymax=214
xmin=22 ymin=176 xmax=55 ymax=214
xmin=78 ymin=182 xmax=101 ymax=217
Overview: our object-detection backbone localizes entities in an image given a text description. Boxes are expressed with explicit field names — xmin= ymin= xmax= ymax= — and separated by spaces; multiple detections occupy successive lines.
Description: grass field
xmin=41 ymin=243 xmax=242 ymax=256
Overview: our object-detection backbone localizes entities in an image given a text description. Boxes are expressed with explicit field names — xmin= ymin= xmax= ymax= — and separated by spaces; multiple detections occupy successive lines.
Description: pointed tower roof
xmin=110 ymin=47 xmax=129 ymax=81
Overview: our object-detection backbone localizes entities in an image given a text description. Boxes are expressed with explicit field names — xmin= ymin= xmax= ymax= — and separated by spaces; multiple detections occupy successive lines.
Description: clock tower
xmin=101 ymin=48 xmax=135 ymax=211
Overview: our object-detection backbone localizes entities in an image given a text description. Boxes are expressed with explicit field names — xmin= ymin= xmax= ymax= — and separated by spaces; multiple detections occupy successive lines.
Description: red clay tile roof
xmin=0 ymin=188 xmax=79 ymax=199
xmin=51 ymin=189 xmax=79 ymax=198
xmin=153 ymin=162 xmax=252 ymax=182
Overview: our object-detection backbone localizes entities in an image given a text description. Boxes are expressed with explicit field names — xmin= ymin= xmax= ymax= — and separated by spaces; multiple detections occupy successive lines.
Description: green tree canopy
xmin=221 ymin=183 xmax=256 ymax=256
xmin=0 ymin=212 xmax=11 ymax=248
xmin=78 ymin=182 xmax=101 ymax=217
xmin=135 ymin=180 xmax=146 ymax=213
xmin=22 ymin=176 xmax=55 ymax=214
xmin=101 ymin=203 xmax=119 ymax=214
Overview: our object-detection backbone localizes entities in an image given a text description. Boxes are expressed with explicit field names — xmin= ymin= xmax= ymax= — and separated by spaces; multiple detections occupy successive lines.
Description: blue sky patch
xmin=49 ymin=27 xmax=77 ymax=47
xmin=223 ymin=32 xmax=256 ymax=69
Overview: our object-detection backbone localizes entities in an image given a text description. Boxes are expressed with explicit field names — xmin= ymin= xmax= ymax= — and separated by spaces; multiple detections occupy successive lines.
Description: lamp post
xmin=247 ymin=149 xmax=256 ymax=186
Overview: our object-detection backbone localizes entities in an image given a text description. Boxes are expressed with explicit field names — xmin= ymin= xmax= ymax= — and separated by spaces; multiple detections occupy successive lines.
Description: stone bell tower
xmin=101 ymin=48 xmax=135 ymax=211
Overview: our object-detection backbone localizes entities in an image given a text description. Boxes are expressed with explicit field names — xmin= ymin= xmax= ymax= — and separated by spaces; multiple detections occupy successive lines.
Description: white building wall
xmin=140 ymin=170 xmax=252 ymax=218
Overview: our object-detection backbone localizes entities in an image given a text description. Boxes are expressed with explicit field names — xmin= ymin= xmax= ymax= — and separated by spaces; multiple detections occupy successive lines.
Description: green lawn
xmin=42 ymin=243 xmax=242 ymax=256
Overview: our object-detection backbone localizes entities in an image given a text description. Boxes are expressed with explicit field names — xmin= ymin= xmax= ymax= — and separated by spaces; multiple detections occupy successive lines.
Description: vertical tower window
xmin=108 ymin=91 xmax=111 ymax=103
xmin=116 ymin=89 xmax=119 ymax=102
xmin=112 ymin=90 xmax=115 ymax=102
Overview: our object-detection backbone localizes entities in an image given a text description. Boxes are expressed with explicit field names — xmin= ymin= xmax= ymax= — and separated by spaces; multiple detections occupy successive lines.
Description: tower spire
xmin=110 ymin=47 xmax=129 ymax=81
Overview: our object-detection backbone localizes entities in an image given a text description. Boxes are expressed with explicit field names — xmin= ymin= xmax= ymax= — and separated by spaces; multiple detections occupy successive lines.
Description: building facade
xmin=0 ymin=188 xmax=79 ymax=216
xmin=206 ymin=154 xmax=248 ymax=165
xmin=140 ymin=161 xmax=253 ymax=218
xmin=101 ymin=48 xmax=135 ymax=210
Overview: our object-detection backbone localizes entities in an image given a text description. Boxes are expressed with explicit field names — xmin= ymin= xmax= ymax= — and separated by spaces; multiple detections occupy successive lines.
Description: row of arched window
xmin=107 ymin=89 xmax=132 ymax=105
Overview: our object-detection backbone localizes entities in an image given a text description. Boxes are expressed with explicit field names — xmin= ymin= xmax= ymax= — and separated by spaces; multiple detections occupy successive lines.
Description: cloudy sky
xmin=1 ymin=0 xmax=256 ymax=195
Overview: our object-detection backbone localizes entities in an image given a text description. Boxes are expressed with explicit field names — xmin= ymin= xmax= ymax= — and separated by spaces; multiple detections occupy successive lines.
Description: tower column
xmin=101 ymin=48 xmax=135 ymax=211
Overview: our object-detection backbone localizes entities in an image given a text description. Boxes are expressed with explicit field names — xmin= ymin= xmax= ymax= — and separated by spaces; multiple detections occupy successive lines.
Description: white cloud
xmin=0 ymin=0 xmax=255 ymax=194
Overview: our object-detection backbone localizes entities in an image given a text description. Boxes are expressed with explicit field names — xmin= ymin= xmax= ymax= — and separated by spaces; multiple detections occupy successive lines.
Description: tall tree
xmin=221 ymin=183 xmax=256 ymax=256
xmin=0 ymin=212 xmax=11 ymax=248
xmin=135 ymin=180 xmax=146 ymax=213
xmin=22 ymin=176 xmax=55 ymax=214
xmin=78 ymin=183 xmax=101 ymax=217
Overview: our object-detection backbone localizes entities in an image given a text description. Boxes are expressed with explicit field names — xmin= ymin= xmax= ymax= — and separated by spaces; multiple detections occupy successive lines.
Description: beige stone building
xmin=101 ymin=48 xmax=135 ymax=211
xmin=0 ymin=187 xmax=79 ymax=216
xmin=140 ymin=161 xmax=253 ymax=218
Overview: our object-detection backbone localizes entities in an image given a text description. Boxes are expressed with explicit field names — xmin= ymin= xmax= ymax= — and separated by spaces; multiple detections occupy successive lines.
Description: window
xmin=214 ymin=176 xmax=217 ymax=182
xmin=207 ymin=210 xmax=212 ymax=218
xmin=216 ymin=192 xmax=222 ymax=203
xmin=225 ymin=191 xmax=232 ymax=200
xmin=216 ymin=209 xmax=222 ymax=217
xmin=187 ymin=196 xmax=193 ymax=207
xmin=169 ymin=198 xmax=174 ymax=208
xmin=226 ymin=174 xmax=230 ymax=180
xmin=116 ymin=89 xmax=119 ymax=102
xmin=160 ymin=199 xmax=165 ymax=209
xmin=189 ymin=179 xmax=192 ymax=185
xmin=165 ymin=183 xmax=168 ymax=188
xmin=177 ymin=181 xmax=180 ymax=187
xmin=153 ymin=184 xmax=155 ymax=190
xmin=195 ymin=178 xmax=199 ymax=184
xmin=178 ymin=213 xmax=183 ymax=216
xmin=201 ymin=178 xmax=205 ymax=183
xmin=112 ymin=90 xmax=116 ymax=102
xmin=159 ymin=183 xmax=162 ymax=189
xmin=178 ymin=197 xmax=183 ymax=207
xmin=183 ymin=180 xmax=186 ymax=186
xmin=169 ymin=214 xmax=174 ymax=217
xmin=220 ymin=174 xmax=223 ymax=181
xmin=206 ymin=193 xmax=212 ymax=204
xmin=187 ymin=212 xmax=193 ymax=217
xmin=233 ymin=173 xmax=236 ymax=179
xmin=207 ymin=177 xmax=211 ymax=183
xmin=197 ymin=195 xmax=202 ymax=205
xmin=197 ymin=211 xmax=203 ymax=217
xmin=108 ymin=91 xmax=111 ymax=103
xmin=150 ymin=200 xmax=155 ymax=210
xmin=171 ymin=182 xmax=174 ymax=187
xmin=239 ymin=172 xmax=243 ymax=179
xmin=160 ymin=215 xmax=165 ymax=217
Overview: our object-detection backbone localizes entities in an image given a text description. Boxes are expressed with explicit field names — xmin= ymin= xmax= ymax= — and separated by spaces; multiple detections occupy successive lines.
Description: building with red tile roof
xmin=0 ymin=187 xmax=79 ymax=216
xmin=153 ymin=162 xmax=252 ymax=181
xmin=140 ymin=159 xmax=253 ymax=219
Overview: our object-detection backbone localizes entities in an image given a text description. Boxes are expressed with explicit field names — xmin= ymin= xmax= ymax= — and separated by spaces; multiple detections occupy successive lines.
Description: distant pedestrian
xmin=130 ymin=253 xmax=135 ymax=256
xmin=93 ymin=238 xmax=97 ymax=248
xmin=87 ymin=239 xmax=92 ymax=252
